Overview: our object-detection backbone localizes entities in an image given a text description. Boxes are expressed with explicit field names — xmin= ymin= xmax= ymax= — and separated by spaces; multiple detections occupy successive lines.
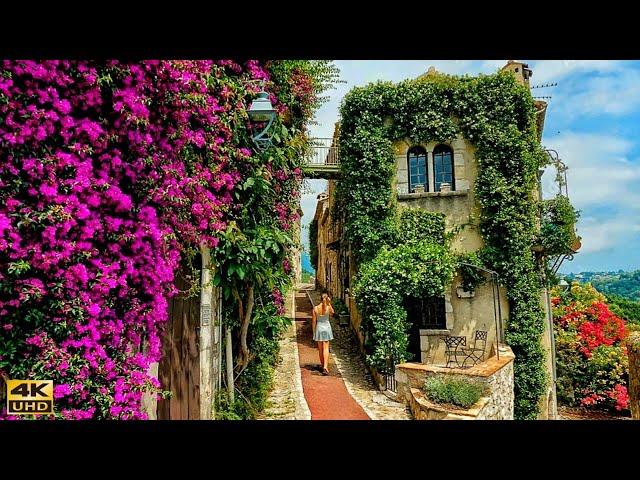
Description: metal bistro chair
xmin=441 ymin=335 xmax=467 ymax=368
xmin=462 ymin=330 xmax=488 ymax=368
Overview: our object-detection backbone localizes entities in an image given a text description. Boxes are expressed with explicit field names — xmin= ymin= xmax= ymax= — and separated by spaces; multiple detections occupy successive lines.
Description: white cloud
xmin=543 ymin=132 xmax=640 ymax=209
xmin=529 ymin=60 xmax=623 ymax=85
xmin=551 ymin=69 xmax=640 ymax=120
xmin=574 ymin=216 xmax=640 ymax=254
xmin=543 ymin=131 xmax=640 ymax=266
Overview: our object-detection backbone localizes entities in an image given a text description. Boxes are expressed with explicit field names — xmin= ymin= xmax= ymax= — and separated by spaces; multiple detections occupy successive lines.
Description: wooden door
xmin=157 ymin=261 xmax=201 ymax=419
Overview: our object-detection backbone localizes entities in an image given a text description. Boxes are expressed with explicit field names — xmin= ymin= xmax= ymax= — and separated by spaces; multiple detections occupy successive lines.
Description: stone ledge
xmin=397 ymin=345 xmax=515 ymax=378
xmin=409 ymin=388 xmax=489 ymax=420
xmin=398 ymin=190 xmax=468 ymax=200
xmin=419 ymin=329 xmax=451 ymax=336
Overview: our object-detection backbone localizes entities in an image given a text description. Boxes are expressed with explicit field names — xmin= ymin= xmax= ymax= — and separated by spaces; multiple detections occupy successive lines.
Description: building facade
xmin=314 ymin=61 xmax=560 ymax=418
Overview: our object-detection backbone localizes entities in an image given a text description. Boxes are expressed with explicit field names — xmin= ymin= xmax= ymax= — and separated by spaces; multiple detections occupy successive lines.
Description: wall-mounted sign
xmin=201 ymin=304 xmax=211 ymax=326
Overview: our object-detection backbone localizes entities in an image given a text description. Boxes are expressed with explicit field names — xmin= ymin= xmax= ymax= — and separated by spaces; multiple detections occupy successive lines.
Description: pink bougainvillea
xmin=0 ymin=60 xmax=278 ymax=419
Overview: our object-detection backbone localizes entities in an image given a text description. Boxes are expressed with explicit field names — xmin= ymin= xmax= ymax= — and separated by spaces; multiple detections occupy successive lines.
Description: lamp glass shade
xmin=248 ymin=91 xmax=276 ymax=122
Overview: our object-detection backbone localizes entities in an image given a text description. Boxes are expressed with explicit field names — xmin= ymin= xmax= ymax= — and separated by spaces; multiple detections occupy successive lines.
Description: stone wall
xmin=142 ymin=362 xmax=159 ymax=419
xmin=396 ymin=346 xmax=515 ymax=420
xmin=417 ymin=275 xmax=510 ymax=366
xmin=627 ymin=332 xmax=640 ymax=420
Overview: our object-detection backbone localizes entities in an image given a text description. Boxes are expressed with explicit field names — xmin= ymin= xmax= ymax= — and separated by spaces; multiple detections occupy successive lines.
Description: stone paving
xmin=258 ymin=288 xmax=311 ymax=420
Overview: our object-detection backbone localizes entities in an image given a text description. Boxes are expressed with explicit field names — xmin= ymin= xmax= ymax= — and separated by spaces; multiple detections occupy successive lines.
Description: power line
xmin=531 ymin=82 xmax=558 ymax=89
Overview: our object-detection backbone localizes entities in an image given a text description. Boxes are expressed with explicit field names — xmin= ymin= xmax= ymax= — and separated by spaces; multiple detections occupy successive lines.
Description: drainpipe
xmin=537 ymin=165 xmax=558 ymax=419
xmin=545 ymin=285 xmax=558 ymax=418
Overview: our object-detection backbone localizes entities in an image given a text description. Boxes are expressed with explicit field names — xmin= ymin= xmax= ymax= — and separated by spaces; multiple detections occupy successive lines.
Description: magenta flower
xmin=0 ymin=59 xmax=312 ymax=420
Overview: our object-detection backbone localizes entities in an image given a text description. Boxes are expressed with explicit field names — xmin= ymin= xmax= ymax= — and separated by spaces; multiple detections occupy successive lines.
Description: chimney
xmin=501 ymin=60 xmax=533 ymax=87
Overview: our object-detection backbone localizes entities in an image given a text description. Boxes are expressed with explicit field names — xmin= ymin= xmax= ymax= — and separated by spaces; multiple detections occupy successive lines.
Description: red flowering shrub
xmin=0 ymin=60 xmax=326 ymax=419
xmin=552 ymin=282 xmax=629 ymax=412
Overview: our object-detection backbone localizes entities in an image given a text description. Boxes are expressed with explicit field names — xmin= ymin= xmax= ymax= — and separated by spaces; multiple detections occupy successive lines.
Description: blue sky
xmin=301 ymin=60 xmax=640 ymax=274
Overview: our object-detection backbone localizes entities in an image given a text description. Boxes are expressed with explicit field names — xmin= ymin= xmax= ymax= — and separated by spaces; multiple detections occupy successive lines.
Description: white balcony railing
xmin=304 ymin=137 xmax=339 ymax=167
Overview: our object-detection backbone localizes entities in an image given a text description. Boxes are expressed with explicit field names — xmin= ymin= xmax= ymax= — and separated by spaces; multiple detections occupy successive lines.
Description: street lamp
xmin=247 ymin=90 xmax=277 ymax=151
xmin=559 ymin=279 xmax=570 ymax=292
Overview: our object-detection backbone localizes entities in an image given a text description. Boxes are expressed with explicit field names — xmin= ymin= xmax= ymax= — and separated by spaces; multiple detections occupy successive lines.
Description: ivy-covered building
xmin=314 ymin=61 xmax=579 ymax=419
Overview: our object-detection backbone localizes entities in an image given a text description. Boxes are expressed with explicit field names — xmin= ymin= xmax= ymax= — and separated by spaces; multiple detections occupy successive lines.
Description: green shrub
xmin=353 ymin=240 xmax=455 ymax=371
xmin=309 ymin=219 xmax=319 ymax=270
xmin=423 ymin=374 xmax=487 ymax=409
xmin=539 ymin=195 xmax=580 ymax=256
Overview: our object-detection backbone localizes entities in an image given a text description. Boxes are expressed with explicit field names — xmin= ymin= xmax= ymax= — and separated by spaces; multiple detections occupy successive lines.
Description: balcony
xmin=303 ymin=137 xmax=340 ymax=179
xmin=535 ymin=149 xmax=581 ymax=274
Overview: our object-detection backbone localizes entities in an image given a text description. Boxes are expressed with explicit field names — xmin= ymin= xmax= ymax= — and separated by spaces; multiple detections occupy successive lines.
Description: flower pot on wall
xmin=456 ymin=285 xmax=475 ymax=298
xmin=413 ymin=185 xmax=425 ymax=194
xmin=440 ymin=182 xmax=451 ymax=193
xmin=570 ymin=236 xmax=582 ymax=252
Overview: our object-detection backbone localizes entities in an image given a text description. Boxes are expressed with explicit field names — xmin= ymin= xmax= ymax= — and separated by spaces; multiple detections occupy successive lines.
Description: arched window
xmin=407 ymin=146 xmax=428 ymax=192
xmin=433 ymin=144 xmax=455 ymax=192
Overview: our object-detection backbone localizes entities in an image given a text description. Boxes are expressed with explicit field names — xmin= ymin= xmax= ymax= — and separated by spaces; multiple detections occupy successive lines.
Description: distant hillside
xmin=566 ymin=269 xmax=640 ymax=301
xmin=563 ymin=269 xmax=640 ymax=324
xmin=606 ymin=293 xmax=640 ymax=324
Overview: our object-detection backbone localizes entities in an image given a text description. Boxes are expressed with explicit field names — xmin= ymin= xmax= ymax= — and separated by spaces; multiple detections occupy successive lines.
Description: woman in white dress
xmin=312 ymin=293 xmax=335 ymax=375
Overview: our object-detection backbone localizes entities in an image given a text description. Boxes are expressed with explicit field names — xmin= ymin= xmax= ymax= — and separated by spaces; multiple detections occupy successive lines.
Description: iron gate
xmin=383 ymin=350 xmax=398 ymax=393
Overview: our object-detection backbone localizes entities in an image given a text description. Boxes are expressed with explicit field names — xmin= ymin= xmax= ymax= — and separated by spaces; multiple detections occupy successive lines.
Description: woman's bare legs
xmin=322 ymin=341 xmax=330 ymax=372
xmin=317 ymin=341 xmax=324 ymax=370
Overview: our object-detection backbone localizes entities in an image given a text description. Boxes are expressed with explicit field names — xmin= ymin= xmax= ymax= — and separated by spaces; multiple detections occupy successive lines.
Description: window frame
xmin=407 ymin=146 xmax=429 ymax=193
xmin=432 ymin=144 xmax=455 ymax=192
xmin=405 ymin=295 xmax=447 ymax=330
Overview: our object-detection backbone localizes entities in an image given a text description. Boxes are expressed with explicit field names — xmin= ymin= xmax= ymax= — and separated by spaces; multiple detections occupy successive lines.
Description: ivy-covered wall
xmin=337 ymin=69 xmax=565 ymax=419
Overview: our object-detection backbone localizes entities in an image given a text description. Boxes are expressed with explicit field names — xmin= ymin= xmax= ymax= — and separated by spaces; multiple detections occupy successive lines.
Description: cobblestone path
xmin=258 ymin=288 xmax=310 ymax=420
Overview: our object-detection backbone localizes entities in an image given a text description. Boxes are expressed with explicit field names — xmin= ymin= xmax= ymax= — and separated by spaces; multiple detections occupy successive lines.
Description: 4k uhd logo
xmin=7 ymin=380 xmax=54 ymax=415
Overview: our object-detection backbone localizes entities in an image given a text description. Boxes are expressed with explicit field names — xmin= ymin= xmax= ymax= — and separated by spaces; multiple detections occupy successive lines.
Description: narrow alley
xmin=260 ymin=285 xmax=411 ymax=420
xmin=295 ymin=289 xmax=369 ymax=420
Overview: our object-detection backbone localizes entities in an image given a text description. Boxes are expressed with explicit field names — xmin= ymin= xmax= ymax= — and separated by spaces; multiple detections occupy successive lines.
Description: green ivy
xmin=539 ymin=194 xmax=580 ymax=256
xmin=393 ymin=208 xmax=446 ymax=246
xmin=353 ymin=239 xmax=455 ymax=371
xmin=338 ymin=69 xmax=562 ymax=419
xmin=309 ymin=218 xmax=318 ymax=270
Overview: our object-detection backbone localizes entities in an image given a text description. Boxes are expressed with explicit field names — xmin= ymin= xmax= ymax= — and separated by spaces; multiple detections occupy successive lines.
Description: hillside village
xmin=1 ymin=59 xmax=638 ymax=422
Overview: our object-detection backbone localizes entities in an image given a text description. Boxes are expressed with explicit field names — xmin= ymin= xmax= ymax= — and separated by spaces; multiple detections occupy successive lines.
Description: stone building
xmin=313 ymin=61 xmax=561 ymax=419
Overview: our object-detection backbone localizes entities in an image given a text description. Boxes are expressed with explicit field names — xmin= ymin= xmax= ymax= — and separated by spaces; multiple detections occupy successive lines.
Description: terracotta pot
xmin=571 ymin=236 xmax=582 ymax=252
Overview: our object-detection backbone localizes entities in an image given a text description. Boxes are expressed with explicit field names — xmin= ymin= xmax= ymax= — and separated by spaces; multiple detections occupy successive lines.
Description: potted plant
xmin=413 ymin=184 xmax=425 ymax=194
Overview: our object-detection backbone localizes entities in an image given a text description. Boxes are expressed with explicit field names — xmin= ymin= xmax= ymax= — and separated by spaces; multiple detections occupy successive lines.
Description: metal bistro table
xmin=440 ymin=331 xmax=488 ymax=369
